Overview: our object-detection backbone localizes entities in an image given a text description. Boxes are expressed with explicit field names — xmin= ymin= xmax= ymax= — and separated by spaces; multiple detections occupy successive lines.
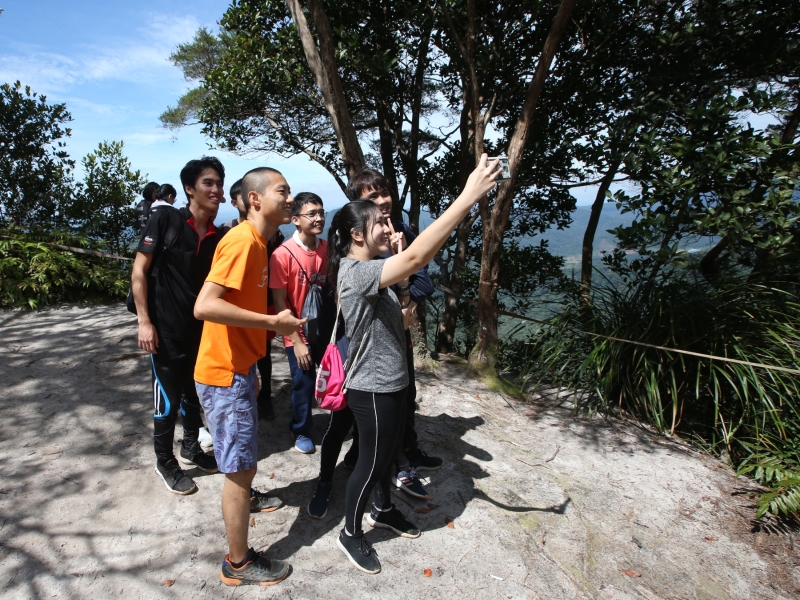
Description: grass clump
xmin=521 ymin=275 xmax=800 ymax=519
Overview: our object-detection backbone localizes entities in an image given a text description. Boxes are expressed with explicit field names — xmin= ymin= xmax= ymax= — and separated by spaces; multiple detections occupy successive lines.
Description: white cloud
xmin=0 ymin=14 xmax=204 ymax=95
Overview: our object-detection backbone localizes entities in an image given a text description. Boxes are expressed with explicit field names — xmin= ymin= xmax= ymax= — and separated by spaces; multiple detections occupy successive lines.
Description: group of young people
xmin=131 ymin=155 xmax=503 ymax=585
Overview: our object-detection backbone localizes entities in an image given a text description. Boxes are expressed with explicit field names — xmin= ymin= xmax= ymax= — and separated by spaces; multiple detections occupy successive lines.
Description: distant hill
xmin=279 ymin=203 xmax=635 ymax=262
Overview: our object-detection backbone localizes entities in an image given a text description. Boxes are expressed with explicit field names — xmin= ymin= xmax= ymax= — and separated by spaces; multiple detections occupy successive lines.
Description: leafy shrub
xmin=523 ymin=275 xmax=800 ymax=518
xmin=0 ymin=227 xmax=129 ymax=309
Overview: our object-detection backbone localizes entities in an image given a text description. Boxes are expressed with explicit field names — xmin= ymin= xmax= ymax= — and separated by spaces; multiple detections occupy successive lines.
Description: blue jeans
xmin=285 ymin=345 xmax=315 ymax=437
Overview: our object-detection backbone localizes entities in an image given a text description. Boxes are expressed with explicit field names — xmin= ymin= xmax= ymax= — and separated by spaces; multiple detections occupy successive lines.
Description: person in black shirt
xmin=135 ymin=181 xmax=160 ymax=235
xmin=131 ymin=158 xmax=225 ymax=495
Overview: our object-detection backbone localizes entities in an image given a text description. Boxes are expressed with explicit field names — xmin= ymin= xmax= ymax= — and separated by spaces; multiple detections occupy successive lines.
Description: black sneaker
xmin=342 ymin=445 xmax=359 ymax=470
xmin=392 ymin=469 xmax=429 ymax=499
xmin=257 ymin=391 xmax=275 ymax=421
xmin=407 ymin=449 xmax=443 ymax=471
xmin=366 ymin=505 xmax=421 ymax=538
xmin=307 ymin=480 xmax=333 ymax=519
xmin=178 ymin=442 xmax=219 ymax=473
xmin=337 ymin=529 xmax=381 ymax=574
xmin=154 ymin=460 xmax=197 ymax=495
xmin=250 ymin=488 xmax=282 ymax=513
xmin=220 ymin=548 xmax=290 ymax=586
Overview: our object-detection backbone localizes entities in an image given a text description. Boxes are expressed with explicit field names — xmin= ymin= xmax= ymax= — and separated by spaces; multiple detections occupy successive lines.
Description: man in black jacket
xmin=131 ymin=158 xmax=225 ymax=495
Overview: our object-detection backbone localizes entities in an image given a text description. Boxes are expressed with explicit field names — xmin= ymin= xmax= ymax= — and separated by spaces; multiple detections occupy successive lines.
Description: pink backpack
xmin=314 ymin=281 xmax=374 ymax=411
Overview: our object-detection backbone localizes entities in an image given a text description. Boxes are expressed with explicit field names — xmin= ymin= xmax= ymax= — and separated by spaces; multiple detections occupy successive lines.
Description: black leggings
xmin=152 ymin=337 xmax=202 ymax=467
xmin=343 ymin=387 xmax=407 ymax=535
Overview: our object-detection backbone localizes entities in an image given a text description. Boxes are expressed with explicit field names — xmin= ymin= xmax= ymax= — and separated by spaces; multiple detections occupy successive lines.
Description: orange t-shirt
xmin=194 ymin=221 xmax=269 ymax=387
xmin=268 ymin=236 xmax=328 ymax=347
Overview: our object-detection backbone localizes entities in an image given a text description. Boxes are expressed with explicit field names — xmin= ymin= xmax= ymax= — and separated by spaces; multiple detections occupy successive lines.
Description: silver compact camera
xmin=489 ymin=156 xmax=511 ymax=181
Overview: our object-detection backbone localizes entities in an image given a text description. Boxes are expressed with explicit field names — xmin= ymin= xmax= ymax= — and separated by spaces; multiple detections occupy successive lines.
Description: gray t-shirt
xmin=339 ymin=257 xmax=408 ymax=393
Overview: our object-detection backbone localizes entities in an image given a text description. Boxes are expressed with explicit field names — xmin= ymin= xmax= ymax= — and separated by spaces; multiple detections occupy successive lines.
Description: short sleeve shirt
xmin=194 ymin=221 xmax=270 ymax=387
xmin=338 ymin=257 xmax=408 ymax=393
xmin=136 ymin=206 xmax=220 ymax=344
xmin=269 ymin=237 xmax=328 ymax=347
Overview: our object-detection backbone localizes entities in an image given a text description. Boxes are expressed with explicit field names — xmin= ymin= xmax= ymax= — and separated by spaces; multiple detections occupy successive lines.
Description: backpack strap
xmin=283 ymin=244 xmax=316 ymax=286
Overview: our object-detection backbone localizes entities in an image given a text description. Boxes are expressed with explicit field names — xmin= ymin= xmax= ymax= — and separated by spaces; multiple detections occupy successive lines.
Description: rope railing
xmin=437 ymin=284 xmax=800 ymax=376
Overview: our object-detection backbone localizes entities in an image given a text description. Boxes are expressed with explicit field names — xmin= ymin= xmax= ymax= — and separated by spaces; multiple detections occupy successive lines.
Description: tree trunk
xmin=406 ymin=22 xmax=432 ymax=234
xmin=375 ymin=100 xmax=404 ymax=222
xmin=469 ymin=0 xmax=578 ymax=371
xmin=436 ymin=215 xmax=473 ymax=353
xmin=284 ymin=0 xmax=365 ymax=178
xmin=580 ymin=157 xmax=621 ymax=305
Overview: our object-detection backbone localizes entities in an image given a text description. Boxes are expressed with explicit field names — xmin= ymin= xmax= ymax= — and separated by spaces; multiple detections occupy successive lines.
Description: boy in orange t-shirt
xmin=269 ymin=192 xmax=328 ymax=454
xmin=194 ymin=167 xmax=305 ymax=587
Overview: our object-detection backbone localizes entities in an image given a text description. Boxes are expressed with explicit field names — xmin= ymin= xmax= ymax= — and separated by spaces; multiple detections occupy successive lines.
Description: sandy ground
xmin=0 ymin=304 xmax=798 ymax=600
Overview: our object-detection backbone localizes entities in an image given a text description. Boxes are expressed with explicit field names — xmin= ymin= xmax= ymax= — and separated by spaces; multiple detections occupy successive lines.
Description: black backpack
xmin=126 ymin=208 xmax=183 ymax=315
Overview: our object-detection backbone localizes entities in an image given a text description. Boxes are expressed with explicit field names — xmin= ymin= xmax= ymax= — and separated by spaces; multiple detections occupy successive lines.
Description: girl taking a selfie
xmin=327 ymin=155 xmax=502 ymax=574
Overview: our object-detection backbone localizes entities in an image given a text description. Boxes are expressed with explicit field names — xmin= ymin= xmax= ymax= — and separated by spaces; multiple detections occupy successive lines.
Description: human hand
xmin=271 ymin=309 xmax=308 ymax=337
xmin=387 ymin=219 xmax=406 ymax=255
xmin=138 ymin=321 xmax=159 ymax=354
xmin=293 ymin=341 xmax=313 ymax=371
xmin=463 ymin=154 xmax=503 ymax=202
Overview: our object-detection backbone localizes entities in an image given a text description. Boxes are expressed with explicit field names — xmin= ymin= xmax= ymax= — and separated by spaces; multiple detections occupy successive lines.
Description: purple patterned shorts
xmin=195 ymin=365 xmax=258 ymax=474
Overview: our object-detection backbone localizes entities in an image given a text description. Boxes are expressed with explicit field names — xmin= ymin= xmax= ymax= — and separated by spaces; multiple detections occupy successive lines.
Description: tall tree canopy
xmin=161 ymin=0 xmax=800 ymax=371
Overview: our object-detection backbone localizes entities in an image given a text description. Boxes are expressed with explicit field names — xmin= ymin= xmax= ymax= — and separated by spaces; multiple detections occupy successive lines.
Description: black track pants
xmin=256 ymin=339 xmax=272 ymax=415
xmin=346 ymin=330 xmax=418 ymax=472
xmin=151 ymin=338 xmax=202 ymax=468
xmin=318 ymin=406 xmax=354 ymax=482
xmin=344 ymin=387 xmax=407 ymax=535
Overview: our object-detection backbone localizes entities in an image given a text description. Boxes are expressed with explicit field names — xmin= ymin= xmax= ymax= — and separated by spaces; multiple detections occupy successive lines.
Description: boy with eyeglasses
xmin=269 ymin=192 xmax=328 ymax=454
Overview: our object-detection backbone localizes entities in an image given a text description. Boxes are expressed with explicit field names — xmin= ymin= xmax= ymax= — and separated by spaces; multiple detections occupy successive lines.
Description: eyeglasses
xmin=298 ymin=210 xmax=325 ymax=219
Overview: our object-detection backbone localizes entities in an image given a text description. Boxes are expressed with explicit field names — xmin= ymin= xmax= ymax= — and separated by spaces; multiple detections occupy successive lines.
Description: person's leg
xmin=400 ymin=330 xmax=419 ymax=458
xmin=152 ymin=346 xmax=197 ymax=494
xmin=198 ymin=366 xmax=289 ymax=585
xmin=256 ymin=339 xmax=274 ymax=421
xmin=223 ymin=468 xmax=257 ymax=563
xmin=343 ymin=389 xmax=405 ymax=535
xmin=284 ymin=345 xmax=315 ymax=448
xmin=319 ymin=406 xmax=354 ymax=482
xmin=373 ymin=388 xmax=407 ymax=510
xmin=152 ymin=349 xmax=181 ymax=467
xmin=308 ymin=406 xmax=354 ymax=518
xmin=343 ymin=421 xmax=359 ymax=468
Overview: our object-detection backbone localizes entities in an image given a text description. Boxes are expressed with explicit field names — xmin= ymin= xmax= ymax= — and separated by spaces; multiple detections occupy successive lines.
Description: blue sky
xmin=0 ymin=0 xmax=347 ymax=223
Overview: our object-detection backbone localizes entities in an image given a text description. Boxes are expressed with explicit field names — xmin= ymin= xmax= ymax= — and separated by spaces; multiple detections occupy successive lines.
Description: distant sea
xmin=281 ymin=203 xmax=713 ymax=262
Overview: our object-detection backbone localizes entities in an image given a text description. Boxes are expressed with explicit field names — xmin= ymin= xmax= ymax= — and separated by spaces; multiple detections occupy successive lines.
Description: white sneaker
xmin=198 ymin=426 xmax=214 ymax=452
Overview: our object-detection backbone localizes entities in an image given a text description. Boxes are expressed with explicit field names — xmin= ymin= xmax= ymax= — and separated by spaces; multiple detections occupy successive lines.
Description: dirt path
xmin=0 ymin=305 xmax=797 ymax=599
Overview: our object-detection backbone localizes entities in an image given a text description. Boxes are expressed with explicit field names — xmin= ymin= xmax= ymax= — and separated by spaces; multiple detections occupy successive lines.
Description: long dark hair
xmin=327 ymin=200 xmax=381 ymax=290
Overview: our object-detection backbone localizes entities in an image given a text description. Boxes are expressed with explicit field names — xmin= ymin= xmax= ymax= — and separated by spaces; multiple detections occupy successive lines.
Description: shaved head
xmin=241 ymin=167 xmax=282 ymax=210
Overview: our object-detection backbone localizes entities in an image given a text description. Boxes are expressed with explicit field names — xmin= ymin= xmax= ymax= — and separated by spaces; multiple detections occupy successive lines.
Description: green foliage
xmin=0 ymin=81 xmax=75 ymax=228
xmin=738 ymin=422 xmax=800 ymax=519
xmin=524 ymin=275 xmax=800 ymax=517
xmin=0 ymin=227 xmax=129 ymax=309
xmin=70 ymin=141 xmax=144 ymax=255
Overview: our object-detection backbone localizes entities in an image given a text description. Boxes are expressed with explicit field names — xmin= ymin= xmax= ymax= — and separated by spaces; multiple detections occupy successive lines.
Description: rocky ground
xmin=0 ymin=304 xmax=798 ymax=599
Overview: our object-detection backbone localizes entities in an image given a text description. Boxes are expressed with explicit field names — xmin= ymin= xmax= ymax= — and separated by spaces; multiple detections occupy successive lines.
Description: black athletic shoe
xmin=154 ymin=460 xmax=197 ymax=495
xmin=220 ymin=548 xmax=290 ymax=586
xmin=407 ymin=449 xmax=443 ymax=471
xmin=250 ymin=488 xmax=282 ymax=513
xmin=178 ymin=443 xmax=219 ymax=473
xmin=366 ymin=505 xmax=421 ymax=539
xmin=307 ymin=480 xmax=333 ymax=519
xmin=257 ymin=392 xmax=275 ymax=421
xmin=342 ymin=445 xmax=359 ymax=470
xmin=337 ymin=530 xmax=381 ymax=574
